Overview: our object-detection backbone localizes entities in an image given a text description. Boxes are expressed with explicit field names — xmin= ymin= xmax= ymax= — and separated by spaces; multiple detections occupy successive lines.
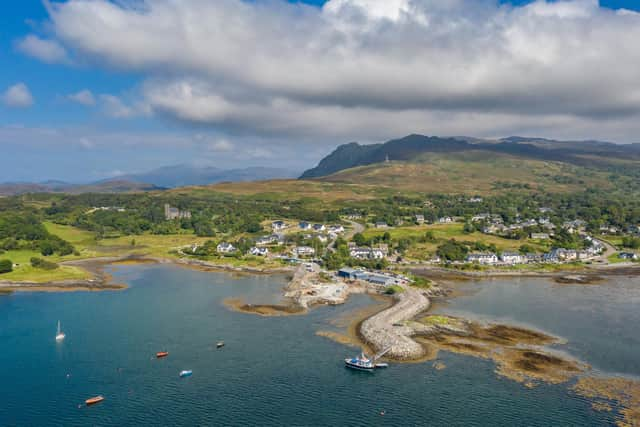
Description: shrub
xmin=30 ymin=257 xmax=59 ymax=270
xmin=385 ymin=285 xmax=404 ymax=295
xmin=0 ymin=259 xmax=12 ymax=274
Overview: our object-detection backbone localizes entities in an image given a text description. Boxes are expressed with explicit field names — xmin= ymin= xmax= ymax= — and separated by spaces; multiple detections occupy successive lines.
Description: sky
xmin=1 ymin=0 xmax=640 ymax=182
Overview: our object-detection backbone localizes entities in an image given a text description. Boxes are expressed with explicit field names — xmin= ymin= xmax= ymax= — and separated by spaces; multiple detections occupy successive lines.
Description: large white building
xmin=466 ymin=253 xmax=499 ymax=265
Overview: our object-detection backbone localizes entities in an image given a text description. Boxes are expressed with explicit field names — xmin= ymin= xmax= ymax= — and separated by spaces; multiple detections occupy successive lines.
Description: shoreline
xmin=2 ymin=253 xmax=639 ymax=294
xmin=0 ymin=255 xmax=295 ymax=293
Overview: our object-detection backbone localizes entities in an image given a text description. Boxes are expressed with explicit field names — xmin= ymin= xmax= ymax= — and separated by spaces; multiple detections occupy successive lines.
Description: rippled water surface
xmin=434 ymin=275 xmax=640 ymax=377
xmin=0 ymin=265 xmax=629 ymax=426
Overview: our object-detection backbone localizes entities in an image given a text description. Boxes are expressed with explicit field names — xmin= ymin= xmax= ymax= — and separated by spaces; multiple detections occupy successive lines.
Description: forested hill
xmin=300 ymin=134 xmax=640 ymax=179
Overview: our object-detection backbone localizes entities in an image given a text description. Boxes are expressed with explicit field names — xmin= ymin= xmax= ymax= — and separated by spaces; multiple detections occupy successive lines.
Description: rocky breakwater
xmin=360 ymin=285 xmax=431 ymax=360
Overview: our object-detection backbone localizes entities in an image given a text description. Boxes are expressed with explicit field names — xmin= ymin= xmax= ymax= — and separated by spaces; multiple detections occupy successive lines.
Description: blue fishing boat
xmin=344 ymin=352 xmax=375 ymax=371
xmin=345 ymin=347 xmax=392 ymax=371
xmin=179 ymin=370 xmax=193 ymax=378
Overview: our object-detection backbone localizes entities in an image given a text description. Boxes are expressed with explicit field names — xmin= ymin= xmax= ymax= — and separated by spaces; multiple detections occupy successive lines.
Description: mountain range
xmin=300 ymin=134 xmax=640 ymax=179
xmin=0 ymin=165 xmax=298 ymax=196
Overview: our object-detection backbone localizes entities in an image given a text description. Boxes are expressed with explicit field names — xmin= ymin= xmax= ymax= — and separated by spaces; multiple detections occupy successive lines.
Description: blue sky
xmin=2 ymin=0 xmax=640 ymax=182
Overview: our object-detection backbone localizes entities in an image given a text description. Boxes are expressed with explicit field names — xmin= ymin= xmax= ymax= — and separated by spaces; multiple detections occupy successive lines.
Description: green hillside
xmin=318 ymin=151 xmax=616 ymax=195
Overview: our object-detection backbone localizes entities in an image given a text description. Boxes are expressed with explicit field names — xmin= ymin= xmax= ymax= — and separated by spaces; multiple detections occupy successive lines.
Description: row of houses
xmin=465 ymin=241 xmax=605 ymax=266
xmin=272 ymin=220 xmax=345 ymax=234
xmin=481 ymin=217 xmax=556 ymax=235
xmin=349 ymin=246 xmax=388 ymax=260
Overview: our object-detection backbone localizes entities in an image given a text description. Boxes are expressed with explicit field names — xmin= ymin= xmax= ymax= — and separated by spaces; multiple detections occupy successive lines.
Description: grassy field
xmin=0 ymin=223 xmax=215 ymax=283
xmin=0 ymin=221 xmax=291 ymax=283
xmin=168 ymin=180 xmax=396 ymax=205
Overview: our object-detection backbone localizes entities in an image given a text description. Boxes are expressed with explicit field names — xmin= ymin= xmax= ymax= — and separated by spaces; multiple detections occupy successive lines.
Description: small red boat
xmin=85 ymin=395 xmax=104 ymax=405
xmin=156 ymin=351 xmax=169 ymax=358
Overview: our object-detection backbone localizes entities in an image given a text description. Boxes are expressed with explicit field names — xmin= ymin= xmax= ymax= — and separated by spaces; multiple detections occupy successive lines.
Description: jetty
xmin=360 ymin=284 xmax=430 ymax=360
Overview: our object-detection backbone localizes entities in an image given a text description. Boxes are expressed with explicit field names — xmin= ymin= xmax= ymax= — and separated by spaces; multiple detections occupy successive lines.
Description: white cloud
xmin=37 ymin=0 xmax=640 ymax=142
xmin=3 ymin=83 xmax=34 ymax=108
xmin=68 ymin=89 xmax=96 ymax=106
xmin=100 ymin=94 xmax=136 ymax=118
xmin=16 ymin=35 xmax=69 ymax=64
xmin=207 ymin=138 xmax=234 ymax=153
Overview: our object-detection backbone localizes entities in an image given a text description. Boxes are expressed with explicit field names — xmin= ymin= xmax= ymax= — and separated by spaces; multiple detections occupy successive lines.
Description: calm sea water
xmin=434 ymin=275 xmax=640 ymax=378
xmin=0 ymin=265 xmax=628 ymax=426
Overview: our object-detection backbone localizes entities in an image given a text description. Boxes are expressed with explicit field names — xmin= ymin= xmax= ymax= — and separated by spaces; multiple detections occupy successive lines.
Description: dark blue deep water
xmin=0 ymin=265 xmax=628 ymax=426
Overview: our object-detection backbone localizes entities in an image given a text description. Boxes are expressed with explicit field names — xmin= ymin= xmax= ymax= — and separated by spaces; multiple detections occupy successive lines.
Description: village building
xmin=164 ymin=204 xmax=191 ymax=220
xmin=530 ymin=232 xmax=551 ymax=240
xmin=217 ymin=242 xmax=236 ymax=254
xmin=315 ymin=235 xmax=328 ymax=243
xmin=271 ymin=221 xmax=287 ymax=232
xmin=256 ymin=234 xmax=284 ymax=246
xmin=415 ymin=214 xmax=425 ymax=224
xmin=328 ymin=225 xmax=345 ymax=234
xmin=350 ymin=248 xmax=385 ymax=260
xmin=375 ymin=222 xmax=388 ymax=229
xmin=299 ymin=221 xmax=312 ymax=230
xmin=619 ymin=252 xmax=639 ymax=260
xmin=466 ymin=253 xmax=499 ymax=265
xmin=312 ymin=224 xmax=326 ymax=232
xmin=292 ymin=246 xmax=316 ymax=257
xmin=249 ymin=247 xmax=269 ymax=257
xmin=438 ymin=216 xmax=453 ymax=224
xmin=500 ymin=252 xmax=525 ymax=265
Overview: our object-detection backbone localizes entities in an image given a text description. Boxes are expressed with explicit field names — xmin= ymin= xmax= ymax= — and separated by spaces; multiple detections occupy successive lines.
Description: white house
xmin=312 ymin=224 xmax=326 ymax=232
xmin=350 ymin=247 xmax=386 ymax=260
xmin=217 ymin=242 xmax=236 ymax=253
xmin=299 ymin=221 xmax=312 ymax=230
xmin=415 ymin=214 xmax=425 ymax=224
xmin=328 ymin=225 xmax=345 ymax=234
xmin=250 ymin=247 xmax=269 ymax=257
xmin=466 ymin=253 xmax=499 ymax=265
xmin=256 ymin=234 xmax=283 ymax=246
xmin=375 ymin=222 xmax=388 ymax=229
xmin=500 ymin=252 xmax=525 ymax=265
xmin=439 ymin=216 xmax=453 ymax=224
xmin=530 ymin=232 xmax=550 ymax=240
xmin=271 ymin=221 xmax=287 ymax=231
xmin=292 ymin=246 xmax=316 ymax=257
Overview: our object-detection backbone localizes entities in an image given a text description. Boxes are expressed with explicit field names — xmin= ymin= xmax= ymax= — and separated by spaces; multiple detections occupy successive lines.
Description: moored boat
xmin=55 ymin=320 xmax=65 ymax=341
xmin=156 ymin=351 xmax=169 ymax=358
xmin=179 ymin=370 xmax=193 ymax=378
xmin=345 ymin=347 xmax=391 ymax=371
xmin=216 ymin=341 xmax=225 ymax=349
xmin=345 ymin=352 xmax=375 ymax=371
xmin=85 ymin=395 xmax=104 ymax=405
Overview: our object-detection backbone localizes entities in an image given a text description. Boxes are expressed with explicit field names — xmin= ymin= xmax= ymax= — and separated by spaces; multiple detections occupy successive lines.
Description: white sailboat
xmin=55 ymin=320 xmax=65 ymax=341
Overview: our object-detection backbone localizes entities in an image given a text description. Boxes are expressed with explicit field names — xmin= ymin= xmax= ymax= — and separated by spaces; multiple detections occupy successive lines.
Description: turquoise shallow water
xmin=0 ymin=265 xmax=627 ymax=426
